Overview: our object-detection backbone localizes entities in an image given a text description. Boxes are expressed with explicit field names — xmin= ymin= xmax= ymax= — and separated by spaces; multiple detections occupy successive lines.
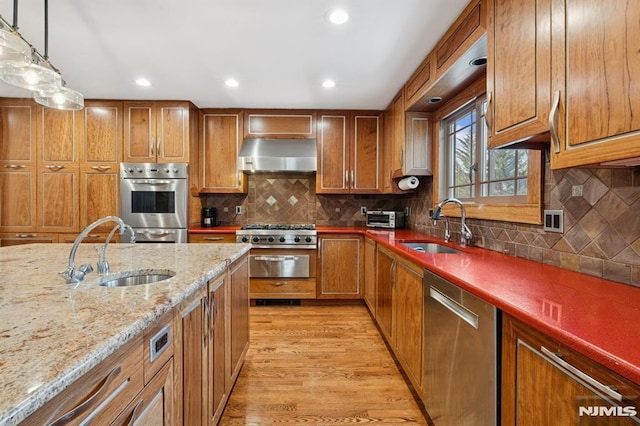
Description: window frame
xmin=432 ymin=77 xmax=543 ymax=225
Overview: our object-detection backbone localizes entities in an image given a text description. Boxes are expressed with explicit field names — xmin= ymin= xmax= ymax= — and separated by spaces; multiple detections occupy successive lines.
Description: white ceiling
xmin=0 ymin=0 xmax=470 ymax=110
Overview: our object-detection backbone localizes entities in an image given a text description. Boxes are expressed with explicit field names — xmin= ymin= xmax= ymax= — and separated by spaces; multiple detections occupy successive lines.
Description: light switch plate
xmin=543 ymin=210 xmax=563 ymax=233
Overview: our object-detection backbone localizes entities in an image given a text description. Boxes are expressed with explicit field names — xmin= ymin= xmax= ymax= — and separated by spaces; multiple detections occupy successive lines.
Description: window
xmin=433 ymin=79 xmax=543 ymax=225
xmin=445 ymin=97 xmax=529 ymax=203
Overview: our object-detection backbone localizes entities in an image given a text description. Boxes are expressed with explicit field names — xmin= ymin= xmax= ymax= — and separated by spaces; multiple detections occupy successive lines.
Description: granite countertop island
xmin=0 ymin=242 xmax=250 ymax=425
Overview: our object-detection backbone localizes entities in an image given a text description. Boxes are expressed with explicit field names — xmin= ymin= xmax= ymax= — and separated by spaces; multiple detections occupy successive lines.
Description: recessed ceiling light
xmin=225 ymin=78 xmax=239 ymax=87
xmin=322 ymin=80 xmax=336 ymax=88
xmin=428 ymin=97 xmax=442 ymax=104
xmin=135 ymin=78 xmax=151 ymax=87
xmin=469 ymin=56 xmax=487 ymax=67
xmin=326 ymin=9 xmax=349 ymax=25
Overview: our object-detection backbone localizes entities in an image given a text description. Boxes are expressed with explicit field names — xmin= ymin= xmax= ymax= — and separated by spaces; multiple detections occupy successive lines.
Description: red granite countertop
xmin=190 ymin=225 xmax=640 ymax=384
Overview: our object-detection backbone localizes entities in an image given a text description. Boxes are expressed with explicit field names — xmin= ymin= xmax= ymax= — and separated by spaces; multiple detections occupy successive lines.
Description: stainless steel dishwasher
xmin=424 ymin=269 xmax=500 ymax=425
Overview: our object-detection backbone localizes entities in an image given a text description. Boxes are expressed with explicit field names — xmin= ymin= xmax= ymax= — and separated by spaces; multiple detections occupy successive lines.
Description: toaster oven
xmin=366 ymin=211 xmax=405 ymax=229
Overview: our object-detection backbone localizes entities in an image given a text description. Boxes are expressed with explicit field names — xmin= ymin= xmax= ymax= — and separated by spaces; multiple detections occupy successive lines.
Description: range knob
xmin=294 ymin=236 xmax=301 ymax=242
xmin=127 ymin=168 xmax=134 ymax=173
xmin=241 ymin=236 xmax=249 ymax=243
xmin=252 ymin=236 xmax=260 ymax=243
xmin=267 ymin=236 xmax=275 ymax=242
xmin=164 ymin=168 xmax=170 ymax=173
xmin=279 ymin=236 xmax=286 ymax=242
xmin=305 ymin=236 xmax=313 ymax=243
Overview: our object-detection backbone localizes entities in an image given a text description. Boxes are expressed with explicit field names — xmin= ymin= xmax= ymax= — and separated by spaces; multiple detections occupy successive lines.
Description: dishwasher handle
xmin=430 ymin=286 xmax=479 ymax=329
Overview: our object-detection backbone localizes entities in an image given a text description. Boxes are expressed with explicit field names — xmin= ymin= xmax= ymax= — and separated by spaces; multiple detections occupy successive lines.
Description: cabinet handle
xmin=3 ymin=164 xmax=25 ymax=169
xmin=90 ymin=165 xmax=111 ymax=171
xmin=16 ymin=233 xmax=36 ymax=238
xmin=126 ymin=400 xmax=144 ymax=426
xmin=48 ymin=365 xmax=122 ymax=426
xmin=270 ymin=281 xmax=287 ymax=287
xmin=150 ymin=137 xmax=155 ymax=156
xmin=391 ymin=260 xmax=397 ymax=288
xmin=345 ymin=170 xmax=349 ymax=187
xmin=203 ymin=237 xmax=224 ymax=241
xmin=203 ymin=296 xmax=211 ymax=346
xmin=87 ymin=234 xmax=101 ymax=238
xmin=484 ymin=92 xmax=493 ymax=135
xmin=211 ymin=296 xmax=218 ymax=328
xmin=540 ymin=346 xmax=623 ymax=402
xmin=351 ymin=170 xmax=354 ymax=187
xmin=46 ymin=165 xmax=65 ymax=171
xmin=156 ymin=138 xmax=161 ymax=157
xmin=548 ymin=90 xmax=561 ymax=154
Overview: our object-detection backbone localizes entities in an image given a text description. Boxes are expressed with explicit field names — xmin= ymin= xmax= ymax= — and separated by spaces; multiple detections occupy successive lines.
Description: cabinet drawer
xmin=250 ymin=278 xmax=317 ymax=299
xmin=25 ymin=335 xmax=144 ymax=425
xmin=188 ymin=233 xmax=236 ymax=243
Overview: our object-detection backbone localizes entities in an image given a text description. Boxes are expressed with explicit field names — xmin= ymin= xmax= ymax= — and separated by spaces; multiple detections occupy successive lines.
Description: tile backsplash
xmin=197 ymin=163 xmax=639 ymax=287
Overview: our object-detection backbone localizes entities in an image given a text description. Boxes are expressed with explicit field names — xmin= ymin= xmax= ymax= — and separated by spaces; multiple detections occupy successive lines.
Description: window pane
xmin=517 ymin=151 xmax=529 ymax=177
xmin=517 ymin=178 xmax=528 ymax=195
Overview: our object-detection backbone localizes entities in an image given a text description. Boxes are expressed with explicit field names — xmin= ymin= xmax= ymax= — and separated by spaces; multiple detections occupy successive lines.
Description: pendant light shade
xmin=0 ymin=23 xmax=31 ymax=67
xmin=34 ymin=84 xmax=84 ymax=110
xmin=0 ymin=56 xmax=61 ymax=91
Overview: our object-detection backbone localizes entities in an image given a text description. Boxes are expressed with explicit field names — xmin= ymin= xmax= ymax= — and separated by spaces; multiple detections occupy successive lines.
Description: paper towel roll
xmin=398 ymin=176 xmax=419 ymax=191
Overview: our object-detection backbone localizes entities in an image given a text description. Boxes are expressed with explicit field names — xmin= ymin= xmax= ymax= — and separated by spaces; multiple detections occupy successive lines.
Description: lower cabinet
xmin=179 ymin=254 xmax=249 ymax=425
xmin=317 ymin=234 xmax=363 ymax=299
xmin=0 ymin=232 xmax=57 ymax=246
xmin=188 ymin=233 xmax=237 ymax=243
xmin=363 ymin=237 xmax=377 ymax=314
xmin=502 ymin=314 xmax=640 ymax=425
xmin=373 ymin=246 xmax=425 ymax=394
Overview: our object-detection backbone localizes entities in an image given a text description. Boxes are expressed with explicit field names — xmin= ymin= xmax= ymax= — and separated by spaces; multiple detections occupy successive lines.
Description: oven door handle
xmin=253 ymin=256 xmax=299 ymax=262
xmin=129 ymin=180 xmax=173 ymax=186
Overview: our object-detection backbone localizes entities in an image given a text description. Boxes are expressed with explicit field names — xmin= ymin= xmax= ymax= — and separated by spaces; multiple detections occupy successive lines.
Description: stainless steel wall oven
xmin=120 ymin=163 xmax=188 ymax=243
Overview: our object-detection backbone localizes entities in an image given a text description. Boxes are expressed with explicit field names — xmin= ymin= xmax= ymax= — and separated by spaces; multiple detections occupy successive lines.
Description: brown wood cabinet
xmin=404 ymin=54 xmax=434 ymax=109
xmin=503 ymin=314 xmax=640 ymax=425
xmin=486 ymin=0 xmax=552 ymax=149
xmin=198 ymin=110 xmax=247 ymax=193
xmin=180 ymin=286 xmax=207 ymax=425
xmin=549 ymin=0 xmax=640 ymax=168
xmin=208 ymin=275 xmax=227 ymax=424
xmin=123 ymin=102 xmax=192 ymax=163
xmin=78 ymin=101 xmax=122 ymax=229
xmin=228 ymin=256 xmax=250 ymax=386
xmin=244 ymin=110 xmax=316 ymax=139
xmin=37 ymin=108 xmax=80 ymax=233
xmin=317 ymin=234 xmax=363 ymax=299
xmin=383 ymin=92 xmax=404 ymax=192
xmin=0 ymin=232 xmax=57 ymax=246
xmin=188 ymin=233 xmax=237 ymax=243
xmin=0 ymin=100 xmax=38 ymax=232
xmin=375 ymin=246 xmax=395 ymax=342
xmin=316 ymin=112 xmax=382 ymax=194
xmin=403 ymin=112 xmax=432 ymax=176
xmin=363 ymin=237 xmax=377 ymax=314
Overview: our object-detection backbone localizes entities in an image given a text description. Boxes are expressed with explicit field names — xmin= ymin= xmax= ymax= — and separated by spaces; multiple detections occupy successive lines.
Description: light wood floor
xmin=219 ymin=304 xmax=428 ymax=425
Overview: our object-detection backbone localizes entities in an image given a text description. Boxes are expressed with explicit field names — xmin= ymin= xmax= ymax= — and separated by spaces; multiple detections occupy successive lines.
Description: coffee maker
xmin=201 ymin=207 xmax=217 ymax=227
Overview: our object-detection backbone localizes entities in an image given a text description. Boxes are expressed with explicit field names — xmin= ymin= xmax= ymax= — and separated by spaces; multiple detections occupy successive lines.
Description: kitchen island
xmin=0 ymin=242 xmax=250 ymax=425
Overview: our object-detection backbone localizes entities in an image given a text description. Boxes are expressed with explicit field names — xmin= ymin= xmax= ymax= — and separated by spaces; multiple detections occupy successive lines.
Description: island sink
xmin=97 ymin=269 xmax=176 ymax=287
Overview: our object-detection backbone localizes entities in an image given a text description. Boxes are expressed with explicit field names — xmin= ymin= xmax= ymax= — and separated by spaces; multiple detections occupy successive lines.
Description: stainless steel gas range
xmin=236 ymin=224 xmax=317 ymax=300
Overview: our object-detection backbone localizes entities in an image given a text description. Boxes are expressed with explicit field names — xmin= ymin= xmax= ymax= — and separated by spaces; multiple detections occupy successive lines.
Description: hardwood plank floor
xmin=219 ymin=304 xmax=428 ymax=425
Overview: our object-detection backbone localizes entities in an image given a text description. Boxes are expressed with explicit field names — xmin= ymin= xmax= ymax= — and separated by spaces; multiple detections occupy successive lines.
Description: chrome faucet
xmin=96 ymin=222 xmax=136 ymax=274
xmin=433 ymin=198 xmax=473 ymax=247
xmin=60 ymin=216 xmax=136 ymax=283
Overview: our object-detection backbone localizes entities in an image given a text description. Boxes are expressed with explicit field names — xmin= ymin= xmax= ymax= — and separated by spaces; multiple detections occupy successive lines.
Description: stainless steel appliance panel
xmin=424 ymin=269 xmax=498 ymax=425
xmin=124 ymin=228 xmax=187 ymax=243
xmin=249 ymin=254 xmax=310 ymax=278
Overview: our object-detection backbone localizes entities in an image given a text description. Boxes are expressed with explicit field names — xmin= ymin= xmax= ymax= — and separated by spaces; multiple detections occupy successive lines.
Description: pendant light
xmin=0 ymin=0 xmax=83 ymax=110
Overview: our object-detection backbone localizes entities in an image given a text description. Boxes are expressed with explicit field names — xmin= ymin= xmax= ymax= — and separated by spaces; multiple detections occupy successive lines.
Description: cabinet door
xmin=393 ymin=259 xmax=424 ymax=394
xmin=188 ymin=233 xmax=237 ymax=243
xmin=157 ymin=104 xmax=189 ymax=162
xmin=0 ymin=167 xmax=36 ymax=231
xmin=375 ymin=247 xmax=394 ymax=342
xmin=80 ymin=101 xmax=122 ymax=166
xmin=317 ymin=235 xmax=363 ymax=299
xmin=80 ymin=170 xmax=119 ymax=229
xmin=199 ymin=111 xmax=246 ymax=193
xmin=316 ymin=114 xmax=349 ymax=193
xmin=351 ymin=115 xmax=381 ymax=193
xmin=180 ymin=295 xmax=205 ymax=425
xmin=39 ymin=108 xmax=79 ymax=166
xmin=112 ymin=359 xmax=175 ymax=426
xmin=386 ymin=92 xmax=404 ymax=183
xmin=363 ymin=237 xmax=377 ymax=314
xmin=404 ymin=112 xmax=432 ymax=176
xmin=207 ymin=277 xmax=227 ymax=425
xmin=124 ymin=103 xmax=155 ymax=161
xmin=503 ymin=315 xmax=640 ymax=425
xmin=550 ymin=0 xmax=640 ymax=168
xmin=245 ymin=111 xmax=316 ymax=138
xmin=0 ymin=232 xmax=56 ymax=246
xmin=0 ymin=100 xmax=36 ymax=164
xmin=228 ymin=256 xmax=249 ymax=386
xmin=486 ymin=0 xmax=551 ymax=148
xmin=38 ymin=168 xmax=79 ymax=233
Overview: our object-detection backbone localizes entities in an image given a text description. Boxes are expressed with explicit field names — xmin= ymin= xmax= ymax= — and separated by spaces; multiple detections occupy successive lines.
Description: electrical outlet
xmin=428 ymin=208 xmax=435 ymax=219
xmin=235 ymin=206 xmax=242 ymax=215
xmin=543 ymin=209 xmax=563 ymax=233
xmin=360 ymin=206 xmax=367 ymax=215
xmin=223 ymin=207 xmax=229 ymax=212
xmin=404 ymin=206 xmax=411 ymax=217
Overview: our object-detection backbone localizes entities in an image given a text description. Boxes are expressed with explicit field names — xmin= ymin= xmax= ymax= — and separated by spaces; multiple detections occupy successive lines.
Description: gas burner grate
xmin=240 ymin=224 xmax=315 ymax=231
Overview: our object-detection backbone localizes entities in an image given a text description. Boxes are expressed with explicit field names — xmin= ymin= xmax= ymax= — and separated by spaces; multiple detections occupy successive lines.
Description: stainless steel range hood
xmin=239 ymin=138 xmax=317 ymax=172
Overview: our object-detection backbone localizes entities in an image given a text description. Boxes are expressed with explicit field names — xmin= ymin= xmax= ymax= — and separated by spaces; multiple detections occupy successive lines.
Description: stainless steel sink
xmin=97 ymin=269 xmax=176 ymax=287
xmin=401 ymin=242 xmax=462 ymax=254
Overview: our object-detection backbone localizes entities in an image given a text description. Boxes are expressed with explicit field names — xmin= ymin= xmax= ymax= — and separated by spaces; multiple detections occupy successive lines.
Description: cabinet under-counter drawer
xmin=24 ymin=335 xmax=144 ymax=425
xmin=188 ymin=233 xmax=236 ymax=243
xmin=250 ymin=278 xmax=317 ymax=299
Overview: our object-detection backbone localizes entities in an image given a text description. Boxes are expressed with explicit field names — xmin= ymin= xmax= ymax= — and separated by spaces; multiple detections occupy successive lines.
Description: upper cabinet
xmin=383 ymin=92 xmax=404 ymax=192
xmin=198 ymin=110 xmax=247 ymax=194
xmin=123 ymin=102 xmax=193 ymax=163
xmin=316 ymin=112 xmax=382 ymax=194
xmin=486 ymin=0 xmax=552 ymax=149
xmin=404 ymin=0 xmax=487 ymax=113
xmin=244 ymin=110 xmax=316 ymax=139
xmin=549 ymin=0 xmax=640 ymax=168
